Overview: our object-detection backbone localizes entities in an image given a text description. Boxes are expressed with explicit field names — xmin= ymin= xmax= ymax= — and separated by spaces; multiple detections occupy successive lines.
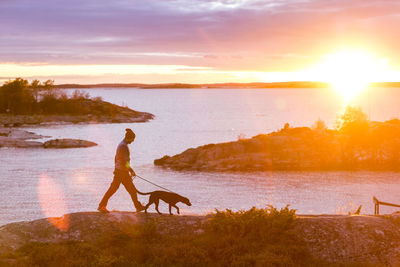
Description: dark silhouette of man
xmin=98 ymin=128 xmax=144 ymax=213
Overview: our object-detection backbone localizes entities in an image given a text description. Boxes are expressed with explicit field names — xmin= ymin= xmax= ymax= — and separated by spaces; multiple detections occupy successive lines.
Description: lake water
xmin=1 ymin=87 xmax=400 ymax=226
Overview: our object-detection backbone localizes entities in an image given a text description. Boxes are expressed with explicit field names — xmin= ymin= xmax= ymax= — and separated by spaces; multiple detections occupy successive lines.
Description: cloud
xmin=1 ymin=0 xmax=400 ymax=77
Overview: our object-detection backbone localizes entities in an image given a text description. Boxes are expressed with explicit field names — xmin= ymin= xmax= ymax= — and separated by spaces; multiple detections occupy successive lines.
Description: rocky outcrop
xmin=0 ymin=212 xmax=206 ymax=255
xmin=292 ymin=215 xmax=400 ymax=265
xmin=0 ymin=98 xmax=154 ymax=127
xmin=43 ymin=139 xmax=97 ymax=148
xmin=0 ymin=128 xmax=47 ymax=148
xmin=154 ymin=128 xmax=341 ymax=171
xmin=155 ymin=120 xmax=400 ymax=172
xmin=0 ymin=111 xmax=154 ymax=127
xmin=0 ymin=128 xmax=97 ymax=149
xmin=0 ymin=212 xmax=400 ymax=265
xmin=0 ymin=139 xmax=43 ymax=148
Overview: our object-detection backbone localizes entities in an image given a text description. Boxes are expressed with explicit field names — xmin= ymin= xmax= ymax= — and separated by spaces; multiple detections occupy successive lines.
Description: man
xmin=98 ymin=128 xmax=144 ymax=213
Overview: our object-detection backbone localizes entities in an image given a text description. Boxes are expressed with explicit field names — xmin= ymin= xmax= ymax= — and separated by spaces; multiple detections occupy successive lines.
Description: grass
xmin=0 ymin=206 xmax=323 ymax=266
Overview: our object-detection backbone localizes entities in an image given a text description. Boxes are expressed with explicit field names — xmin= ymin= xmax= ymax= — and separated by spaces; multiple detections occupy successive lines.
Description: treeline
xmin=0 ymin=78 xmax=103 ymax=115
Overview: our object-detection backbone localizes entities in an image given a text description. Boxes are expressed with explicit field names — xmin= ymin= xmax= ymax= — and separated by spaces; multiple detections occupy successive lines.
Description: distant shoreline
xmin=55 ymin=81 xmax=400 ymax=89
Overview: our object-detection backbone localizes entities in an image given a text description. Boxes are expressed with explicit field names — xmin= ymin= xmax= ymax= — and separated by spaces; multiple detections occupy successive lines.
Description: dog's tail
xmin=136 ymin=190 xmax=151 ymax=195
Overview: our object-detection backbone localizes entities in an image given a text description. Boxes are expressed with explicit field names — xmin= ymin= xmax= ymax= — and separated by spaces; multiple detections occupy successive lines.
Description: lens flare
xmin=38 ymin=173 xmax=69 ymax=231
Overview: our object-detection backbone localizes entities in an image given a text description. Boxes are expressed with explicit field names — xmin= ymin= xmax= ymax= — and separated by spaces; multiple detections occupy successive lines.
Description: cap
xmin=125 ymin=128 xmax=136 ymax=139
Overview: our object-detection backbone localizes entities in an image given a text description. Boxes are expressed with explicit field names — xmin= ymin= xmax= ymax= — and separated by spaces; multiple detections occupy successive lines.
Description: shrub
xmin=312 ymin=118 xmax=327 ymax=131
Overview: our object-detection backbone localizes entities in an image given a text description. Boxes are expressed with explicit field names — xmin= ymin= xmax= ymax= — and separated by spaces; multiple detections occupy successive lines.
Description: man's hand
xmin=130 ymin=169 xmax=136 ymax=177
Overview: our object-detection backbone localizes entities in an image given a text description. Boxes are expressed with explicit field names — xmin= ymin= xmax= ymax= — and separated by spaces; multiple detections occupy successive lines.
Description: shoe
xmin=97 ymin=206 xmax=110 ymax=213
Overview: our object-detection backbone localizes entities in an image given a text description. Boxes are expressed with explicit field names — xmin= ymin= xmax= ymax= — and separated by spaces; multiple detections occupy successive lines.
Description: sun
xmin=308 ymin=50 xmax=390 ymax=102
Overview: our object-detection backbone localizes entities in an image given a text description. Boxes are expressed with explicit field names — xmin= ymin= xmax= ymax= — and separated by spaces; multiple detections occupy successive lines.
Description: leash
xmin=133 ymin=174 xmax=174 ymax=193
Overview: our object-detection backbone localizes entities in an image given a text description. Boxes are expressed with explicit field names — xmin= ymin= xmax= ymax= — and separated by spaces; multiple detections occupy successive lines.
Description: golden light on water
xmin=307 ymin=50 xmax=391 ymax=103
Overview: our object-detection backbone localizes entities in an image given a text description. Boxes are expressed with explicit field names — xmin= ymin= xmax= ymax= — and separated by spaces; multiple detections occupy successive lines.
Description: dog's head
xmin=182 ymin=196 xmax=192 ymax=206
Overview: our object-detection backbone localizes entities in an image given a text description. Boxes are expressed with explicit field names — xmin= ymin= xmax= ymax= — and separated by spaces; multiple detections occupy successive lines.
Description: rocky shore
xmin=155 ymin=119 xmax=400 ymax=172
xmin=0 ymin=112 xmax=153 ymax=127
xmin=1 ymin=212 xmax=400 ymax=265
xmin=0 ymin=128 xmax=97 ymax=148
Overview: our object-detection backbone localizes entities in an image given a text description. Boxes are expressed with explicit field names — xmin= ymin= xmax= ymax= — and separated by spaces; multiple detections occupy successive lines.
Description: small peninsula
xmin=155 ymin=107 xmax=400 ymax=172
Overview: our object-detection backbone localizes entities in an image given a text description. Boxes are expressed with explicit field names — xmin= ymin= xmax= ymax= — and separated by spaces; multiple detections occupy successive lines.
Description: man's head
xmin=124 ymin=128 xmax=136 ymax=144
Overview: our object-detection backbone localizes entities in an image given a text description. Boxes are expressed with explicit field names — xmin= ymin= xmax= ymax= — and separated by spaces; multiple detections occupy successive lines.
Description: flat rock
xmin=43 ymin=138 xmax=97 ymax=148
xmin=0 ymin=128 xmax=97 ymax=149
xmin=0 ymin=128 xmax=47 ymax=148
xmin=0 ymin=127 xmax=46 ymax=140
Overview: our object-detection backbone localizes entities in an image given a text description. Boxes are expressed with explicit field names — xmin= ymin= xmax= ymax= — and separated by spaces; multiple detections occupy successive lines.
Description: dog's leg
xmin=173 ymin=205 xmax=180 ymax=214
xmin=169 ymin=204 xmax=173 ymax=215
xmin=155 ymin=199 xmax=162 ymax=214
xmin=144 ymin=197 xmax=153 ymax=214
xmin=144 ymin=202 xmax=151 ymax=214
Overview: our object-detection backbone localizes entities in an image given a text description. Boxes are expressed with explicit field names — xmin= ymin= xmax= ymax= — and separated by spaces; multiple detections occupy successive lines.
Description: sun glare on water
xmin=309 ymin=50 xmax=390 ymax=102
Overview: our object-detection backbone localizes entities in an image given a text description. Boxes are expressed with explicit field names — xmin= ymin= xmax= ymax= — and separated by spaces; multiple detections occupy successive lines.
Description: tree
xmin=0 ymin=78 xmax=35 ymax=114
xmin=337 ymin=106 xmax=369 ymax=135
xmin=30 ymin=79 xmax=41 ymax=102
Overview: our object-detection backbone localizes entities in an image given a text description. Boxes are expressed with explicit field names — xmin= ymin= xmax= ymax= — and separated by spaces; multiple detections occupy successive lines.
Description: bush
xmin=203 ymin=205 xmax=309 ymax=266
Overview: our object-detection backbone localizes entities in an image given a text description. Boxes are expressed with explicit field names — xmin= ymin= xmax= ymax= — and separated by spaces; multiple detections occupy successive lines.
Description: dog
xmin=137 ymin=190 xmax=191 ymax=215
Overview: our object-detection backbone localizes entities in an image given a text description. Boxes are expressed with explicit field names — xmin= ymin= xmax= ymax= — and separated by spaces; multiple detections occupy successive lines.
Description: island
xmin=155 ymin=106 xmax=400 ymax=171
xmin=0 ymin=78 xmax=154 ymax=148
xmin=0 ymin=78 xmax=154 ymax=127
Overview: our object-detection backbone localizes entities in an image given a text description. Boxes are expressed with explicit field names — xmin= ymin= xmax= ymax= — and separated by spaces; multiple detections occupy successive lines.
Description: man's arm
xmin=127 ymin=165 xmax=136 ymax=176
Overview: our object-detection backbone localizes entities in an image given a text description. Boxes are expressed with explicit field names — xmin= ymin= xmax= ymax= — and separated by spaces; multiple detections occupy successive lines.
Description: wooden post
xmin=373 ymin=196 xmax=379 ymax=215
xmin=373 ymin=196 xmax=400 ymax=215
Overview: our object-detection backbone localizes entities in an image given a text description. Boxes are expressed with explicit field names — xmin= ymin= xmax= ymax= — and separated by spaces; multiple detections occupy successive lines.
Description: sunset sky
xmin=1 ymin=0 xmax=400 ymax=84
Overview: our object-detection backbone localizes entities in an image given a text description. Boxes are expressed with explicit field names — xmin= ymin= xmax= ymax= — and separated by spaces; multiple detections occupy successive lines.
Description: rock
xmin=0 ymin=139 xmax=43 ymax=148
xmin=43 ymin=139 xmax=97 ymax=148
xmin=0 ymin=212 xmax=206 ymax=255
xmin=292 ymin=215 xmax=400 ymax=265
xmin=0 ymin=127 xmax=47 ymax=140
xmin=0 ymin=128 xmax=97 ymax=149
xmin=154 ymin=120 xmax=400 ymax=172
xmin=1 ymin=212 xmax=400 ymax=265
xmin=0 ymin=103 xmax=154 ymax=127
xmin=0 ymin=128 xmax=47 ymax=148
